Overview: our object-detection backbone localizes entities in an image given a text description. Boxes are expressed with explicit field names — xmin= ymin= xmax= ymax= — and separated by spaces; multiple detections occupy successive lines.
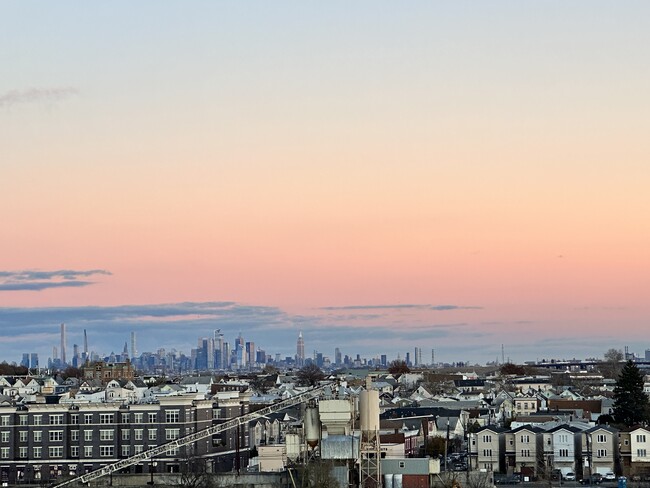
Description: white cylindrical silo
xmin=304 ymin=403 xmax=321 ymax=448
xmin=359 ymin=388 xmax=380 ymax=439
xmin=384 ymin=474 xmax=394 ymax=488
xmin=394 ymin=473 xmax=403 ymax=488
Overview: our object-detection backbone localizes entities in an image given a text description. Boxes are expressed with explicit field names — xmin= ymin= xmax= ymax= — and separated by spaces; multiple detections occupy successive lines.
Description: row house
xmin=582 ymin=425 xmax=619 ymax=478
xmin=470 ymin=424 xmax=619 ymax=480
xmin=0 ymin=391 xmax=250 ymax=485
xmin=620 ymin=426 xmax=650 ymax=479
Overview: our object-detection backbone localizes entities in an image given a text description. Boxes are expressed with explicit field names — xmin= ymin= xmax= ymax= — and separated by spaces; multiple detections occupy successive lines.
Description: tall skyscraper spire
xmin=296 ymin=331 xmax=305 ymax=367
xmin=60 ymin=323 xmax=67 ymax=365
xmin=83 ymin=329 xmax=88 ymax=356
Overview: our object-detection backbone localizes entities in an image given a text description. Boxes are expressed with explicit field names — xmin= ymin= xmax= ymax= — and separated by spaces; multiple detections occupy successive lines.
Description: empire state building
xmin=296 ymin=331 xmax=305 ymax=367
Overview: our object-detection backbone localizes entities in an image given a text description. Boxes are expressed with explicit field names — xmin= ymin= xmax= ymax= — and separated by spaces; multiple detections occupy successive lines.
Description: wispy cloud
xmin=320 ymin=304 xmax=482 ymax=311
xmin=0 ymin=269 xmax=111 ymax=292
xmin=0 ymin=87 xmax=78 ymax=108
xmin=320 ymin=304 xmax=428 ymax=311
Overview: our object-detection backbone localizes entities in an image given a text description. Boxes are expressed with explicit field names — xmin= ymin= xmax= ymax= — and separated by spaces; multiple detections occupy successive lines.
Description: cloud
xmin=320 ymin=304 xmax=482 ymax=311
xmin=0 ymin=281 xmax=95 ymax=291
xmin=430 ymin=305 xmax=483 ymax=311
xmin=0 ymin=269 xmax=112 ymax=292
xmin=0 ymin=87 xmax=78 ymax=108
xmin=319 ymin=304 xmax=428 ymax=311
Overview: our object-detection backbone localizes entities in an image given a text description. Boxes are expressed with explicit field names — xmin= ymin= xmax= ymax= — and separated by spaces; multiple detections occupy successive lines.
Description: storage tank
xmin=384 ymin=474 xmax=394 ymax=488
xmin=394 ymin=473 xmax=403 ymax=488
xmin=359 ymin=388 xmax=380 ymax=439
xmin=304 ymin=403 xmax=321 ymax=448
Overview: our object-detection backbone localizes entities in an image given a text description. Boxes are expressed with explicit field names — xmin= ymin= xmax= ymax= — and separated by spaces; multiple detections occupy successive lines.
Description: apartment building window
xmin=49 ymin=431 xmax=64 ymax=442
xmin=134 ymin=429 xmax=143 ymax=441
xmin=69 ymin=446 xmax=79 ymax=458
xmin=0 ymin=448 xmax=9 ymax=459
xmin=18 ymin=447 xmax=28 ymax=459
xmin=637 ymin=435 xmax=647 ymax=443
xmin=121 ymin=413 xmax=129 ymax=423
xmin=597 ymin=449 xmax=607 ymax=457
xmin=559 ymin=434 xmax=568 ymax=443
xmin=100 ymin=446 xmax=114 ymax=457
xmin=49 ymin=446 xmax=63 ymax=458
xmin=166 ymin=410 xmax=180 ymax=423
xmin=483 ymin=435 xmax=492 ymax=443
xmin=71 ymin=430 xmax=79 ymax=442
xmin=638 ymin=449 xmax=647 ymax=457
xmin=597 ymin=434 xmax=607 ymax=443
xmin=148 ymin=413 xmax=157 ymax=423
xmin=19 ymin=431 xmax=28 ymax=442
xmin=134 ymin=445 xmax=144 ymax=455
xmin=100 ymin=430 xmax=114 ymax=441
xmin=483 ymin=449 xmax=492 ymax=456
xmin=84 ymin=414 xmax=93 ymax=424
xmin=521 ymin=449 xmax=531 ymax=457
xmin=33 ymin=431 xmax=42 ymax=442
xmin=122 ymin=429 xmax=130 ymax=441
xmin=521 ymin=435 xmax=530 ymax=443
xmin=148 ymin=429 xmax=157 ymax=441
xmin=50 ymin=414 xmax=64 ymax=425
xmin=33 ymin=415 xmax=42 ymax=425
xmin=0 ymin=416 xmax=9 ymax=426
xmin=84 ymin=430 xmax=93 ymax=442
xmin=166 ymin=446 xmax=179 ymax=456
xmin=121 ymin=445 xmax=130 ymax=457
xmin=0 ymin=432 xmax=8 ymax=443
xmin=166 ymin=428 xmax=180 ymax=441
xmin=559 ymin=449 xmax=569 ymax=457
xmin=134 ymin=413 xmax=143 ymax=423
xmin=84 ymin=446 xmax=93 ymax=458
xmin=100 ymin=414 xmax=114 ymax=424
xmin=19 ymin=415 xmax=28 ymax=426
xmin=33 ymin=447 xmax=42 ymax=459
xmin=71 ymin=414 xmax=79 ymax=425
xmin=213 ymin=409 xmax=221 ymax=419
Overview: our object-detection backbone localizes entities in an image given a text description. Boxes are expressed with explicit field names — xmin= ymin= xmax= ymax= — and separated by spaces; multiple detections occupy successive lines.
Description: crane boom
xmin=53 ymin=383 xmax=329 ymax=488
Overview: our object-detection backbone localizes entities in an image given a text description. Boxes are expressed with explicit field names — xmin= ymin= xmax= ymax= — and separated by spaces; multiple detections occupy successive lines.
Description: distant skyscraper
xmin=214 ymin=329 xmax=224 ymax=369
xmin=83 ymin=329 xmax=88 ymax=358
xmin=30 ymin=353 xmax=39 ymax=370
xmin=414 ymin=347 xmax=422 ymax=367
xmin=246 ymin=342 xmax=255 ymax=368
xmin=131 ymin=331 xmax=137 ymax=358
xmin=60 ymin=323 xmax=67 ymax=364
xmin=296 ymin=331 xmax=305 ymax=366
xmin=235 ymin=333 xmax=245 ymax=368
xmin=21 ymin=353 xmax=30 ymax=369
xmin=335 ymin=348 xmax=342 ymax=366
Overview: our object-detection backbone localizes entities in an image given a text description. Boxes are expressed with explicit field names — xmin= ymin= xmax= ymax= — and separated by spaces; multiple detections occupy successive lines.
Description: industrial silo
xmin=359 ymin=389 xmax=380 ymax=440
xmin=304 ymin=402 xmax=321 ymax=449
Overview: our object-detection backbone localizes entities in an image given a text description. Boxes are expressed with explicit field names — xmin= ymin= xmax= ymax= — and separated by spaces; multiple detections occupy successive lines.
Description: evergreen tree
xmin=612 ymin=360 xmax=649 ymax=426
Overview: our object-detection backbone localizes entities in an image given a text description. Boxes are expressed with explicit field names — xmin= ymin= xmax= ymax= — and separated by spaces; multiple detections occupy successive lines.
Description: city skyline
xmin=2 ymin=3 xmax=650 ymax=364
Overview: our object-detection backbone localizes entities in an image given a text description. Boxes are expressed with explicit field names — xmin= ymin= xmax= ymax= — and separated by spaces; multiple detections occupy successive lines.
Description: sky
xmin=1 ymin=1 xmax=649 ymax=366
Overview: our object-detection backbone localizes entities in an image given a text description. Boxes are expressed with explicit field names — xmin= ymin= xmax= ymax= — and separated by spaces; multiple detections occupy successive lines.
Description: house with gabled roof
xmin=619 ymin=426 xmax=650 ymax=479
xmin=469 ymin=425 xmax=507 ymax=473
xmin=581 ymin=425 xmax=619 ymax=478
xmin=511 ymin=425 xmax=544 ymax=478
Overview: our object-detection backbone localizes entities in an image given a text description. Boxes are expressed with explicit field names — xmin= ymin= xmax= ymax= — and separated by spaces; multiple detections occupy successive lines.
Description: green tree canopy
xmin=612 ymin=360 xmax=649 ymax=427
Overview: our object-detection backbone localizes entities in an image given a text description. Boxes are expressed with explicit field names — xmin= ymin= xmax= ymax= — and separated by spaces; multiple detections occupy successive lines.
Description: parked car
xmin=580 ymin=473 xmax=603 ymax=485
xmin=565 ymin=472 xmax=576 ymax=481
xmin=603 ymin=472 xmax=616 ymax=481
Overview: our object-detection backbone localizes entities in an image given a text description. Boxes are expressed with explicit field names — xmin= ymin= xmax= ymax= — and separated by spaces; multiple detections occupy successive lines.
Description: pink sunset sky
xmin=1 ymin=1 xmax=649 ymax=364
